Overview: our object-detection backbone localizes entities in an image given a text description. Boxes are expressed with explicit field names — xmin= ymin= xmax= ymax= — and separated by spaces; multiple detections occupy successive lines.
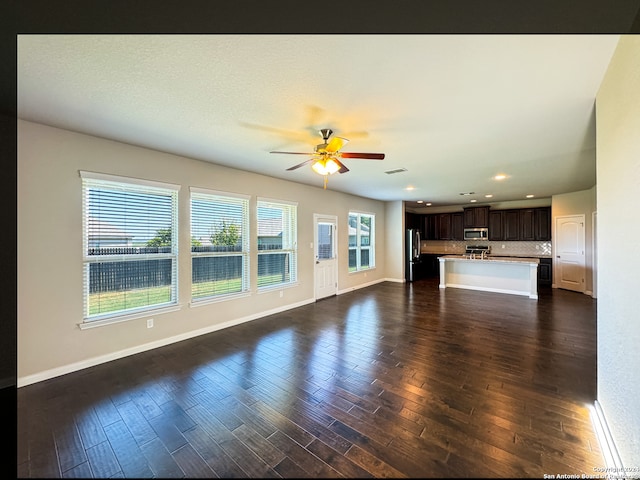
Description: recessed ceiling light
xmin=425 ymin=202 xmax=432 ymax=206
xmin=493 ymin=174 xmax=507 ymax=181
xmin=526 ymin=194 xmax=535 ymax=198
xmin=405 ymin=186 xmax=415 ymax=191
xmin=485 ymin=194 xmax=493 ymax=198
xmin=417 ymin=200 xmax=424 ymax=203
xmin=470 ymin=199 xmax=477 ymax=203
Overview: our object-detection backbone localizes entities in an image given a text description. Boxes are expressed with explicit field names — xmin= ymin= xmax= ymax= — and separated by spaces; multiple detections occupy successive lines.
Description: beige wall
xmin=595 ymin=35 xmax=640 ymax=468
xmin=551 ymin=186 xmax=597 ymax=295
xmin=17 ymin=120 xmax=390 ymax=385
xmin=385 ymin=201 xmax=405 ymax=283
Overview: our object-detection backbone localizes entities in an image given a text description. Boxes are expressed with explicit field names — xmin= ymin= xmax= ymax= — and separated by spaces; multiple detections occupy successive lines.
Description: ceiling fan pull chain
xmin=323 ymin=175 xmax=328 ymax=189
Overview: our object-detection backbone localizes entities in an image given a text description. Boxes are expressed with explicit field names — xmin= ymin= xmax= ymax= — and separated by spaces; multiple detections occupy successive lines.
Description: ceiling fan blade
xmin=286 ymin=158 xmax=315 ymax=171
xmin=325 ymin=136 xmax=349 ymax=153
xmin=333 ymin=158 xmax=350 ymax=174
xmin=270 ymin=151 xmax=315 ymax=155
xmin=340 ymin=152 xmax=385 ymax=160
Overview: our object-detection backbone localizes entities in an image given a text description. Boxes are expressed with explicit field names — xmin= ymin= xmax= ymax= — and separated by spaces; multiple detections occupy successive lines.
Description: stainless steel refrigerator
xmin=406 ymin=228 xmax=421 ymax=282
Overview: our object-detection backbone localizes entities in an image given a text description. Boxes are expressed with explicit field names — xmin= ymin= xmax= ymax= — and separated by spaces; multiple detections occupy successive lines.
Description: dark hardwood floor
xmin=17 ymin=278 xmax=603 ymax=478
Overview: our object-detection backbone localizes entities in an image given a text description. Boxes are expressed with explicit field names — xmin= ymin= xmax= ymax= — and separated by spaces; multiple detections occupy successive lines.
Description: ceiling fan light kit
xmin=270 ymin=128 xmax=385 ymax=189
xmin=311 ymin=157 xmax=341 ymax=176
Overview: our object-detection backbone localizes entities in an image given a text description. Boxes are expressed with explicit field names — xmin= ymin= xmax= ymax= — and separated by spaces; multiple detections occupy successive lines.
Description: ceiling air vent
xmin=384 ymin=168 xmax=407 ymax=175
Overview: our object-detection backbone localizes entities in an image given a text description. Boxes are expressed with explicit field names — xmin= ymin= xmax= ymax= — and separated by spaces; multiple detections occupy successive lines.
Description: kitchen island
xmin=438 ymin=255 xmax=540 ymax=299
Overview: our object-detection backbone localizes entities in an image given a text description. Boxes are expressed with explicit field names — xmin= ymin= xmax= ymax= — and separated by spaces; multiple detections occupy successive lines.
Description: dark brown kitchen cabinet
xmin=421 ymin=254 xmax=440 ymax=277
xmin=488 ymin=210 xmax=503 ymax=240
xmin=451 ymin=212 xmax=464 ymax=240
xmin=503 ymin=210 xmax=520 ymax=241
xmin=463 ymin=206 xmax=489 ymax=228
xmin=535 ymin=207 xmax=551 ymax=240
xmin=499 ymin=207 xmax=551 ymax=241
xmin=538 ymin=257 xmax=552 ymax=286
xmin=423 ymin=214 xmax=437 ymax=240
xmin=519 ymin=208 xmax=536 ymax=241
xmin=437 ymin=213 xmax=452 ymax=240
xmin=405 ymin=212 xmax=419 ymax=231
xmin=418 ymin=206 xmax=551 ymax=242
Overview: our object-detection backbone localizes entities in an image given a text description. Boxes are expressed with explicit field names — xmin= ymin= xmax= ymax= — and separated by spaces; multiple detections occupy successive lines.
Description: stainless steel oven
xmin=463 ymin=227 xmax=488 ymax=241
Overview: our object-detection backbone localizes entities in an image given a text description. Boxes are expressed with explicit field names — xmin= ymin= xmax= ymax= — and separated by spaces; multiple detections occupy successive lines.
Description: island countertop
xmin=438 ymin=255 xmax=540 ymax=264
xmin=422 ymin=249 xmax=550 ymax=259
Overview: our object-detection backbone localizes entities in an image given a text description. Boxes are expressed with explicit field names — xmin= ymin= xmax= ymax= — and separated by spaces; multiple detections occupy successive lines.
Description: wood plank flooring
xmin=16 ymin=278 xmax=604 ymax=478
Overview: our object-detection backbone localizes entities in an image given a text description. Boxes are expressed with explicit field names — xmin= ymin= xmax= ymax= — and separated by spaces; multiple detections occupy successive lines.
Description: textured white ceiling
xmin=17 ymin=34 xmax=621 ymax=206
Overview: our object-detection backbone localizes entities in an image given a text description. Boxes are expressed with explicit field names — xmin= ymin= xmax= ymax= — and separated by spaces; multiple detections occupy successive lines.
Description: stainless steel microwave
xmin=463 ymin=227 xmax=488 ymax=240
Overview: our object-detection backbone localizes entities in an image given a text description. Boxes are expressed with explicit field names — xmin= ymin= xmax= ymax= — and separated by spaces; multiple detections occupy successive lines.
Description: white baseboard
xmin=384 ymin=277 xmax=405 ymax=283
xmin=17 ymin=297 xmax=315 ymax=388
xmin=337 ymin=278 xmax=387 ymax=295
xmin=590 ymin=401 xmax=625 ymax=472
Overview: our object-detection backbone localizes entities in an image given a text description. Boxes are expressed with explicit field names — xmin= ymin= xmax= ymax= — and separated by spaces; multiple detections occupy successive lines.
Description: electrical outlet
xmin=147 ymin=318 xmax=154 ymax=328
xmin=279 ymin=290 xmax=283 ymax=298
xmin=501 ymin=244 xmax=505 ymax=249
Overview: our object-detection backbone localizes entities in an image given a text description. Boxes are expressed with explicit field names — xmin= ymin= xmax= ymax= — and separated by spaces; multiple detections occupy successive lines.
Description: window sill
xmin=78 ymin=304 xmax=183 ymax=330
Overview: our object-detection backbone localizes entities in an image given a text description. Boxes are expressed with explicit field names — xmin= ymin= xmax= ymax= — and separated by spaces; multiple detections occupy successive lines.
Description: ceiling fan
xmin=270 ymin=128 xmax=385 ymax=189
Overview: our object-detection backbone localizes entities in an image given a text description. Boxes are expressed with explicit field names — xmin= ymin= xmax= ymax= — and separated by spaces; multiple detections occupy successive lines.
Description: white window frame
xmin=348 ymin=211 xmax=375 ymax=272
xmin=79 ymin=171 xmax=180 ymax=328
xmin=190 ymin=187 xmax=250 ymax=305
xmin=257 ymin=197 xmax=298 ymax=291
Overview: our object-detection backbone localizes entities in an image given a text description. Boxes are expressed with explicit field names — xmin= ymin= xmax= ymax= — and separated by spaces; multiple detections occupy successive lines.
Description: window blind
xmin=257 ymin=198 xmax=297 ymax=289
xmin=80 ymin=172 xmax=179 ymax=321
xmin=190 ymin=189 xmax=250 ymax=300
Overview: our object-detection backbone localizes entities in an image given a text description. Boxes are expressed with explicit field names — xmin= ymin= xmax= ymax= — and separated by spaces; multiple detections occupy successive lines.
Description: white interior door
xmin=555 ymin=214 xmax=586 ymax=292
xmin=314 ymin=214 xmax=338 ymax=300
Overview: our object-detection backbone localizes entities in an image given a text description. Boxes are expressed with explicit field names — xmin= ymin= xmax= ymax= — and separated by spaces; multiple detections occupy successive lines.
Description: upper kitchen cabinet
xmin=451 ymin=212 xmax=464 ymax=240
xmin=495 ymin=207 xmax=551 ymax=241
xmin=463 ymin=206 xmax=489 ymax=228
xmin=535 ymin=207 xmax=551 ymax=240
xmin=417 ymin=206 xmax=550 ymax=242
xmin=488 ymin=210 xmax=504 ymax=240
xmin=423 ymin=214 xmax=437 ymax=240
xmin=437 ymin=213 xmax=452 ymax=240
xmin=503 ymin=210 xmax=521 ymax=241
xmin=519 ymin=208 xmax=536 ymax=241
xmin=520 ymin=207 xmax=551 ymax=241
xmin=405 ymin=212 xmax=421 ymax=232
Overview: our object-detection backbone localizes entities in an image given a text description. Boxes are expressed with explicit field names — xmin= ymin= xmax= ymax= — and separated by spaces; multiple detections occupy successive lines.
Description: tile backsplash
xmin=421 ymin=240 xmax=552 ymax=257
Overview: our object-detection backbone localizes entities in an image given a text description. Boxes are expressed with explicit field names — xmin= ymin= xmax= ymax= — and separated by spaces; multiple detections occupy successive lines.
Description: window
xmin=190 ymin=188 xmax=250 ymax=301
xmin=81 ymin=171 xmax=180 ymax=323
xmin=257 ymin=198 xmax=297 ymax=289
xmin=348 ymin=212 xmax=375 ymax=272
